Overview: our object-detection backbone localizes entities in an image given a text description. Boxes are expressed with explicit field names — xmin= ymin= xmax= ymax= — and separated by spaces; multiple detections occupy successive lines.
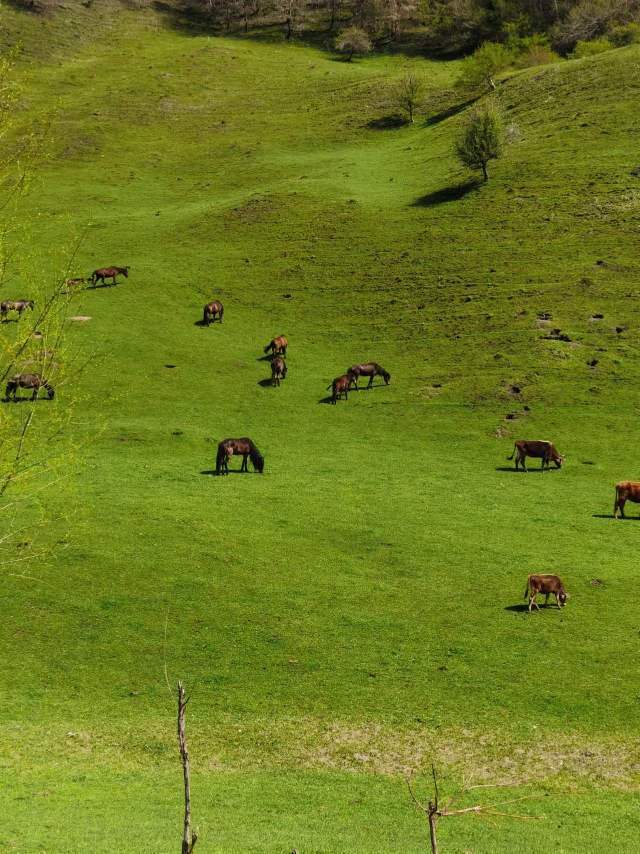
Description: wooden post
xmin=177 ymin=681 xmax=197 ymax=854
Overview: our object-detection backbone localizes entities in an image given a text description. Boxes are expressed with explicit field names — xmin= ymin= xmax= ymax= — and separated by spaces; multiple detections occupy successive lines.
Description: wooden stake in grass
xmin=177 ymin=681 xmax=198 ymax=854
xmin=407 ymin=765 xmax=541 ymax=853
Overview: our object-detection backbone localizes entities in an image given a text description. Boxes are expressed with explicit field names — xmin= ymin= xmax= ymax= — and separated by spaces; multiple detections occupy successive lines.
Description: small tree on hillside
xmin=335 ymin=26 xmax=373 ymax=61
xmin=458 ymin=41 xmax=513 ymax=92
xmin=395 ymin=72 xmax=424 ymax=123
xmin=455 ymin=102 xmax=504 ymax=182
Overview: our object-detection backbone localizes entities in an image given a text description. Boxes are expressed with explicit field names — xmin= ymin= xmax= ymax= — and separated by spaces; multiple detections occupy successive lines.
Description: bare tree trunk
xmin=428 ymin=803 xmax=438 ymax=854
xmin=178 ymin=682 xmax=197 ymax=854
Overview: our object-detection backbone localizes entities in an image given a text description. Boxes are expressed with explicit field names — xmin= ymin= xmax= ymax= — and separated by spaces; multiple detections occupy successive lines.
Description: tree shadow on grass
xmin=366 ymin=114 xmax=407 ymax=131
xmin=424 ymin=97 xmax=479 ymax=127
xmin=412 ymin=181 xmax=480 ymax=208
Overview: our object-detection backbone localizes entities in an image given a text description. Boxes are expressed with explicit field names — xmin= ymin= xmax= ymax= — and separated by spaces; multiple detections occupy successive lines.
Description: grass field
xmin=1 ymin=3 xmax=640 ymax=851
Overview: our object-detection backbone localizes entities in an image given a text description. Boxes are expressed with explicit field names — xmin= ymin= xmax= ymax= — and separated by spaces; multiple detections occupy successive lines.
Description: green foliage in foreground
xmin=2 ymin=5 xmax=640 ymax=851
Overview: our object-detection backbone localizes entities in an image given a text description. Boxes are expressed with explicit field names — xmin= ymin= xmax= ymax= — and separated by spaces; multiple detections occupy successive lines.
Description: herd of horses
xmin=0 ymin=267 xmax=130 ymax=403
xmin=3 ymin=273 xmax=637 ymax=612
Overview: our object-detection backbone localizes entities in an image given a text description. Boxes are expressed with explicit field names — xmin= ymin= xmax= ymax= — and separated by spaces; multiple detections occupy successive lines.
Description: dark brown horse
xmin=91 ymin=266 xmax=129 ymax=287
xmin=203 ymin=300 xmax=224 ymax=325
xmin=328 ymin=374 xmax=352 ymax=404
xmin=264 ymin=335 xmax=288 ymax=357
xmin=271 ymin=356 xmax=287 ymax=386
xmin=348 ymin=362 xmax=391 ymax=389
xmin=5 ymin=373 xmax=54 ymax=401
xmin=216 ymin=438 xmax=264 ymax=475
xmin=1 ymin=300 xmax=34 ymax=320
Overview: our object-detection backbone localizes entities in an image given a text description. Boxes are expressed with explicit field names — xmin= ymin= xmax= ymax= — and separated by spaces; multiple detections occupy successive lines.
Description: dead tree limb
xmin=177 ymin=681 xmax=198 ymax=854
xmin=407 ymin=765 xmax=542 ymax=853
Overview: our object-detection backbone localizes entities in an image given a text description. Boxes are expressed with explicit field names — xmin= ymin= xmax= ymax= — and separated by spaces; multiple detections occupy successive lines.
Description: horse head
xmin=122 ymin=267 xmax=129 ymax=277
xmin=251 ymin=448 xmax=264 ymax=473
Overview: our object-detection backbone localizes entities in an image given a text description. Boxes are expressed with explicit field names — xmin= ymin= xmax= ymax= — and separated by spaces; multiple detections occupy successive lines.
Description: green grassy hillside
xmin=2 ymin=6 xmax=640 ymax=851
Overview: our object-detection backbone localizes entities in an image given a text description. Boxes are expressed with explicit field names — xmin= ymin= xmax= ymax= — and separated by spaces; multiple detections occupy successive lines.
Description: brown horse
xmin=5 ymin=373 xmax=54 ymax=401
xmin=203 ymin=300 xmax=224 ymax=325
xmin=348 ymin=362 xmax=391 ymax=389
xmin=1 ymin=300 xmax=34 ymax=321
xmin=216 ymin=438 xmax=264 ymax=475
xmin=91 ymin=266 xmax=129 ymax=287
xmin=271 ymin=356 xmax=287 ymax=386
xmin=328 ymin=374 xmax=352 ymax=404
xmin=264 ymin=335 xmax=288 ymax=357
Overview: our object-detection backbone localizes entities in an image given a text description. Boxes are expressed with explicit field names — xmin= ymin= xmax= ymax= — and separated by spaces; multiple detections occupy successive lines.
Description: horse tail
xmin=264 ymin=341 xmax=272 ymax=354
xmin=219 ymin=305 xmax=224 ymax=321
xmin=507 ymin=444 xmax=516 ymax=460
xmin=523 ymin=576 xmax=531 ymax=600
xmin=203 ymin=305 xmax=209 ymax=324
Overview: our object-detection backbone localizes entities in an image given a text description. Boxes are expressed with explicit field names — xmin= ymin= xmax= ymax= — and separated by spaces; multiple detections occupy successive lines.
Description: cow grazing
xmin=613 ymin=481 xmax=640 ymax=519
xmin=508 ymin=440 xmax=564 ymax=471
xmin=524 ymin=574 xmax=568 ymax=612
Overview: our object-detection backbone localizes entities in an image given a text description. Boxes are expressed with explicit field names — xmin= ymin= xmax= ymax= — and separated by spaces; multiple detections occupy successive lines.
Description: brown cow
xmin=327 ymin=374 xmax=351 ymax=404
xmin=613 ymin=481 xmax=640 ymax=519
xmin=508 ymin=440 xmax=564 ymax=471
xmin=524 ymin=574 xmax=568 ymax=612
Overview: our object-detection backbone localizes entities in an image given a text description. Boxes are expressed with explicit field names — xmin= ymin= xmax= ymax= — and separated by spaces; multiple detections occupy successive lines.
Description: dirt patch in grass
xmin=10 ymin=720 xmax=639 ymax=790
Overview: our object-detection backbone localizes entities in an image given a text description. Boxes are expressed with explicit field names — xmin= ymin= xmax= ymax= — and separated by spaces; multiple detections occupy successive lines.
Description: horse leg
xmin=31 ymin=387 xmax=37 ymax=401
xmin=242 ymin=454 xmax=248 ymax=472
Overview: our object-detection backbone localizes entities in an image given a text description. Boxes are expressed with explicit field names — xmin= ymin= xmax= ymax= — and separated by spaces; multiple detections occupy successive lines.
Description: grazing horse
xmin=348 ymin=362 xmax=391 ymax=389
xmin=264 ymin=335 xmax=288 ymax=357
xmin=216 ymin=438 xmax=264 ymax=475
xmin=271 ymin=356 xmax=287 ymax=386
xmin=203 ymin=300 xmax=224 ymax=325
xmin=91 ymin=266 xmax=129 ymax=287
xmin=5 ymin=373 xmax=54 ymax=401
xmin=1 ymin=300 xmax=34 ymax=321
xmin=328 ymin=373 xmax=352 ymax=404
